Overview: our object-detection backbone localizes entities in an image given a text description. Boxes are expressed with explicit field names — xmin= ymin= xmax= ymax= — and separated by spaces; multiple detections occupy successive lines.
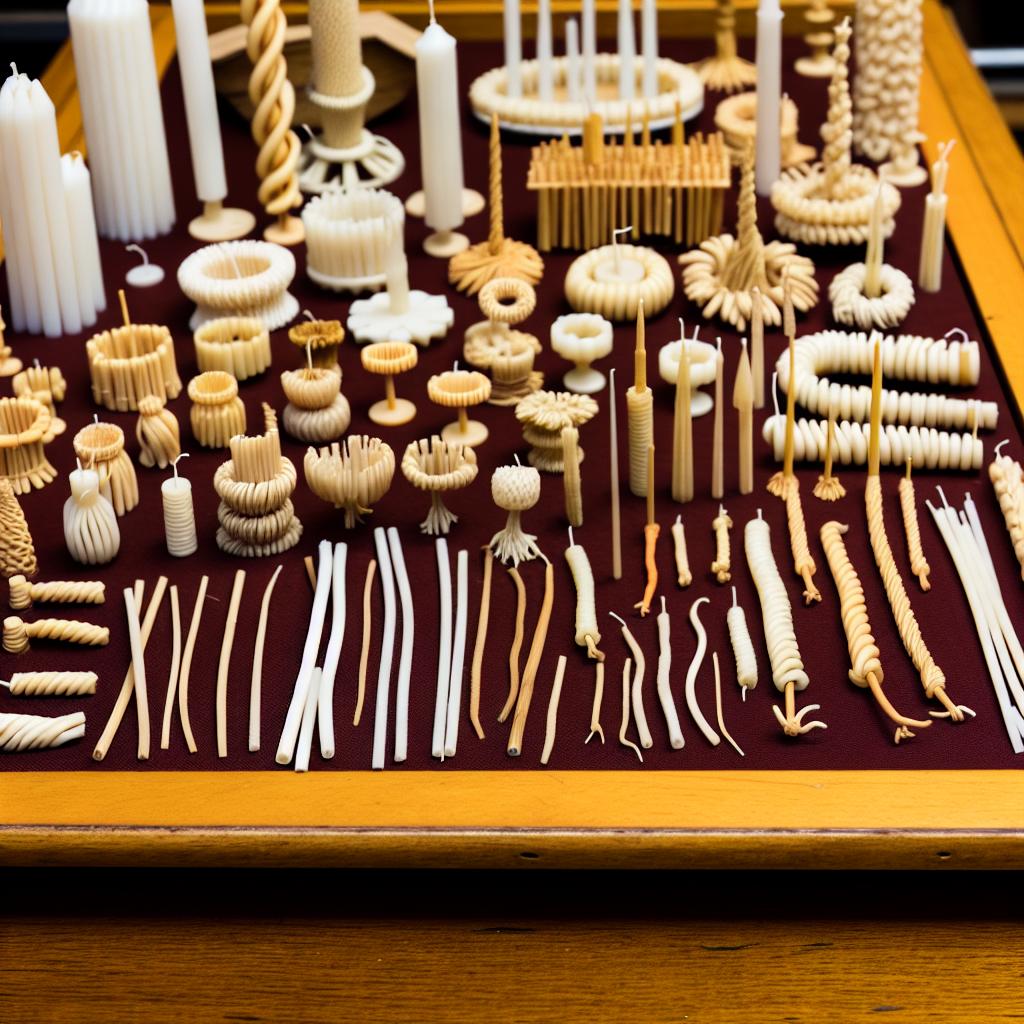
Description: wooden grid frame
xmin=2 ymin=0 xmax=1023 ymax=870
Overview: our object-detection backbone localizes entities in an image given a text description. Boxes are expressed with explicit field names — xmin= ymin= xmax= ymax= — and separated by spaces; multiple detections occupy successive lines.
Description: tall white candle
xmin=61 ymin=153 xmax=107 ymax=320
xmin=384 ymin=231 xmax=411 ymax=314
xmin=565 ymin=18 xmax=582 ymax=103
xmin=581 ymin=0 xmax=597 ymax=104
xmin=0 ymin=69 xmax=104 ymax=337
xmin=68 ymin=0 xmax=175 ymax=240
xmin=755 ymin=0 xmax=784 ymax=195
xmin=537 ymin=0 xmax=554 ymax=101
xmin=503 ymin=0 xmax=523 ymax=98
xmin=415 ymin=11 xmax=465 ymax=235
xmin=618 ymin=0 xmax=636 ymax=101
xmin=170 ymin=0 xmax=226 ymax=204
xmin=641 ymin=0 xmax=658 ymax=99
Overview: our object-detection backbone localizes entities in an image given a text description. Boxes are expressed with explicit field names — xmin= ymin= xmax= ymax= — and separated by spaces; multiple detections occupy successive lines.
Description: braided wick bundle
xmin=489 ymin=464 xmax=543 ymax=567
xmin=8 ymin=575 xmax=104 ymax=610
xmin=866 ymin=473 xmax=963 ymax=720
xmin=400 ymin=437 xmax=479 ymax=536
xmin=73 ymin=421 xmax=139 ymax=516
xmin=3 ymin=671 xmax=98 ymax=696
xmin=3 ymin=615 xmax=110 ymax=655
xmin=304 ymin=436 xmax=396 ymax=529
xmin=988 ymin=447 xmax=1024 ymax=580
xmin=0 ymin=711 xmax=85 ymax=751
xmin=898 ymin=461 xmax=931 ymax=591
xmin=744 ymin=514 xmax=826 ymax=738
xmin=763 ymin=414 xmax=985 ymax=472
xmin=136 ymin=395 xmax=181 ymax=470
xmin=0 ymin=479 xmax=37 ymax=577
xmin=188 ymin=371 xmax=247 ymax=450
xmin=239 ymin=0 xmax=302 ymax=240
xmin=820 ymin=520 xmax=931 ymax=743
xmin=784 ymin=480 xmax=821 ymax=604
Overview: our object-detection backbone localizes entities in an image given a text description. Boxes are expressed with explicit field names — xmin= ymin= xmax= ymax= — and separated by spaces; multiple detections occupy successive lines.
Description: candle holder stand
xmin=189 ymin=200 xmax=257 ymax=243
xmin=795 ymin=0 xmax=836 ymax=78
xmin=360 ymin=341 xmax=419 ymax=427
xmin=550 ymin=314 xmax=614 ymax=394
xmin=347 ymin=285 xmax=454 ymax=347
xmin=428 ymin=370 xmax=492 ymax=447
xmin=695 ymin=0 xmax=757 ymax=93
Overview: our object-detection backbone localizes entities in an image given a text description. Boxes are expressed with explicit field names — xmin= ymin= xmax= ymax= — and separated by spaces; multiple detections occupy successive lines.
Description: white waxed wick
xmin=771 ymin=371 xmax=780 ymax=417
xmin=171 ymin=451 xmax=190 ymax=481
xmin=678 ymin=316 xmax=685 ymax=343
xmin=731 ymin=585 xmax=737 ymax=608
xmin=303 ymin=308 xmax=316 ymax=321
xmin=612 ymin=225 xmax=631 ymax=274
xmin=306 ymin=340 xmax=313 ymax=371
xmin=428 ymin=0 xmax=436 ymax=23
xmin=568 ymin=525 xmax=575 ymax=548
xmin=126 ymin=244 xmax=150 ymax=267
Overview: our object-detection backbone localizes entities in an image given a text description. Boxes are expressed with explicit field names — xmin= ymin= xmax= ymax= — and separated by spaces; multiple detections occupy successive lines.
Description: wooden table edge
xmin=3 ymin=0 xmax=1023 ymax=869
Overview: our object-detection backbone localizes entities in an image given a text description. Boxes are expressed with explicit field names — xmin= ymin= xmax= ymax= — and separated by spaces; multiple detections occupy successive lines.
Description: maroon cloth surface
xmin=3 ymin=35 xmax=1023 ymax=773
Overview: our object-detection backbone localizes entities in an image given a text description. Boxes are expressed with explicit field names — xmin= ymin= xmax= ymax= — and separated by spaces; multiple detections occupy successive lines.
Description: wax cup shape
xmin=347 ymin=290 xmax=454 ymax=347
xmin=64 ymin=467 xmax=120 ymax=566
xmin=550 ymin=314 xmax=614 ymax=394
xmin=658 ymin=337 xmax=719 ymax=417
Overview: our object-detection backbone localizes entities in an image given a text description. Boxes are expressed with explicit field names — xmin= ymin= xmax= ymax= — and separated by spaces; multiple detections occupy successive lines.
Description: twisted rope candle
xmin=8 ymin=575 xmax=104 ymax=610
xmin=4 ymin=671 xmax=98 ymax=696
xmin=3 ymin=615 xmax=109 ymax=654
xmin=0 ymin=711 xmax=85 ymax=751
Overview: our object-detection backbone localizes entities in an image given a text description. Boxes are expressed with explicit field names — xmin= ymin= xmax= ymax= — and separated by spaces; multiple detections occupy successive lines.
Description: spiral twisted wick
xmin=240 ymin=0 xmax=301 ymax=223
xmin=989 ymin=452 xmax=1024 ymax=580
xmin=0 ymin=711 xmax=85 ymax=751
xmin=8 ymin=575 xmax=105 ymax=610
xmin=784 ymin=480 xmax=821 ymax=604
xmin=820 ymin=520 xmax=932 ymax=743
xmin=711 ymin=507 xmax=732 ymax=583
xmin=898 ymin=467 xmax=931 ymax=591
xmin=865 ymin=475 xmax=963 ymax=719
xmin=822 ymin=18 xmax=853 ymax=199
xmin=3 ymin=616 xmax=110 ymax=654
xmin=7 ymin=671 xmax=98 ymax=696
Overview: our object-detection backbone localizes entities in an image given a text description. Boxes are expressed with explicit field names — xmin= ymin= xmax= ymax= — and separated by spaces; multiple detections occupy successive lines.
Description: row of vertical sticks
xmin=527 ymin=109 xmax=731 ymax=250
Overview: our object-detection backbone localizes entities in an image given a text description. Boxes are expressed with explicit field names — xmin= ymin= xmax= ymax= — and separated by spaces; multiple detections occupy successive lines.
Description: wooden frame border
xmin=2 ymin=0 xmax=1023 ymax=869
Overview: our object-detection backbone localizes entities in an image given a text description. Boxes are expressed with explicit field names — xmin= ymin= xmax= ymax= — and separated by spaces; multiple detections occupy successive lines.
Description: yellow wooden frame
xmin=2 ymin=0 xmax=1023 ymax=869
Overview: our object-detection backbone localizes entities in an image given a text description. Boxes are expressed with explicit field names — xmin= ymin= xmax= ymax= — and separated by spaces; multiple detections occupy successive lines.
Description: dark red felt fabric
xmin=3 ymin=34 xmax=1023 ymax=773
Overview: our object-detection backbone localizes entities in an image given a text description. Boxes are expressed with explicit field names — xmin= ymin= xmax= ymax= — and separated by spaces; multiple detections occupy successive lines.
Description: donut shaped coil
xmin=478 ymin=277 xmax=537 ymax=326
xmin=216 ymin=516 xmax=303 ymax=558
xmin=564 ymin=245 xmax=675 ymax=321
xmin=829 ymin=263 xmax=915 ymax=331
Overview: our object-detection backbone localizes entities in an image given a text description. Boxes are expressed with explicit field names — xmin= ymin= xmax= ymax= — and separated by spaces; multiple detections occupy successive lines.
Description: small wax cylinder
xmin=503 ymin=0 xmax=523 ymax=98
xmin=536 ymin=0 xmax=554 ymax=102
xmin=161 ymin=476 xmax=198 ymax=557
xmin=711 ymin=342 xmax=724 ymax=499
xmin=617 ymin=0 xmax=636 ymax=102
xmin=754 ymin=0 xmax=784 ymax=196
xmin=562 ymin=426 xmax=583 ymax=527
xmin=641 ymin=0 xmax=658 ymax=99
xmin=565 ymin=18 xmax=582 ymax=104
xmin=581 ymin=0 xmax=597 ymax=103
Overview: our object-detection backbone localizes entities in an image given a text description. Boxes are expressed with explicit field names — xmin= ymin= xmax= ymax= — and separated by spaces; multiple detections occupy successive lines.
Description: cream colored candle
xmin=733 ymin=338 xmax=754 ymax=494
xmin=562 ymin=426 xmax=583 ymax=527
xmin=711 ymin=338 xmax=724 ymax=499
xmin=750 ymin=287 xmax=765 ymax=409
xmin=626 ymin=301 xmax=653 ymax=497
xmin=919 ymin=140 xmax=953 ymax=293
xmin=609 ymin=367 xmax=623 ymax=580
xmin=863 ymin=185 xmax=885 ymax=299
xmin=671 ymin=339 xmax=694 ymax=503
xmin=161 ymin=456 xmax=198 ymax=558
xmin=671 ymin=514 xmax=692 ymax=587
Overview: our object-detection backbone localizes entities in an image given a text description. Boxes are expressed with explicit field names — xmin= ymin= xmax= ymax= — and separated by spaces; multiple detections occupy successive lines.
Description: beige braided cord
xmin=711 ymin=507 xmax=732 ymax=583
xmin=898 ymin=461 xmax=931 ymax=591
xmin=136 ymin=395 xmax=181 ymax=470
xmin=0 ymin=479 xmax=37 ymax=578
xmin=785 ymin=479 xmax=822 ymax=604
xmin=865 ymin=474 xmax=965 ymax=720
xmin=0 ymin=711 xmax=85 ymax=751
xmin=240 ymin=0 xmax=302 ymax=225
xmin=6 ymin=671 xmax=98 ymax=696
xmin=819 ymin=520 xmax=931 ymax=743
xmin=8 ymin=575 xmax=105 ymax=610
xmin=3 ymin=616 xmax=110 ymax=654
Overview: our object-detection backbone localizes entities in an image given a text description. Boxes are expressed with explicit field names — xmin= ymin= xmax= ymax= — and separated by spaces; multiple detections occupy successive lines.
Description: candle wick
xmin=428 ymin=0 xmax=437 ymax=23
xmin=171 ymin=452 xmax=190 ymax=481
xmin=306 ymin=341 xmax=313 ymax=372
xmin=678 ymin=316 xmax=685 ymax=343
xmin=568 ymin=525 xmax=575 ymax=547
xmin=9 ymin=62 xmax=17 ymax=77
xmin=513 ymin=453 xmax=521 ymax=466
xmin=125 ymin=244 xmax=149 ymax=267
xmin=303 ymin=308 xmax=316 ymax=322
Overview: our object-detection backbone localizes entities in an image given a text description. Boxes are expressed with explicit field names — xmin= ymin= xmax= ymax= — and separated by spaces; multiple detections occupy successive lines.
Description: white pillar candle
xmin=170 ymin=0 xmax=227 ymax=204
xmin=0 ymin=70 xmax=104 ymax=337
xmin=67 ymin=0 xmax=175 ymax=240
xmin=581 ymin=0 xmax=597 ymax=104
xmin=415 ymin=12 xmax=465 ymax=235
xmin=536 ymin=0 xmax=554 ymax=101
xmin=503 ymin=0 xmax=523 ymax=98
xmin=617 ymin=0 xmax=636 ymax=101
xmin=755 ymin=0 xmax=784 ymax=196
xmin=161 ymin=463 xmax=198 ymax=558
xmin=61 ymin=153 xmax=107 ymax=320
xmin=384 ymin=232 xmax=411 ymax=315
xmin=641 ymin=0 xmax=658 ymax=99
xmin=565 ymin=18 xmax=582 ymax=103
